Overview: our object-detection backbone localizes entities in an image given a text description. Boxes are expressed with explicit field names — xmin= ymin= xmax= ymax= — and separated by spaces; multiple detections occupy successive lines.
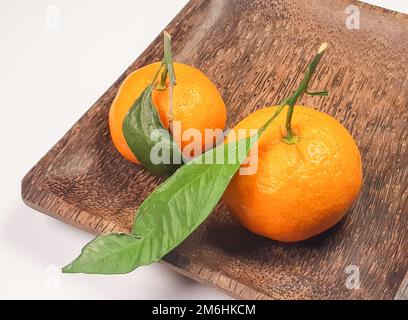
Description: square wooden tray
xmin=22 ymin=0 xmax=408 ymax=299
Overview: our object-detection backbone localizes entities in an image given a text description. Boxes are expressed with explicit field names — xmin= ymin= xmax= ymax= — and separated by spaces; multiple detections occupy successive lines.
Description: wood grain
xmin=22 ymin=0 xmax=408 ymax=299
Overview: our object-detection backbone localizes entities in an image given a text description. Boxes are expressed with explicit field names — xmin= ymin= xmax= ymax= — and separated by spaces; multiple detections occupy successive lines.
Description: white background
xmin=0 ymin=0 xmax=406 ymax=299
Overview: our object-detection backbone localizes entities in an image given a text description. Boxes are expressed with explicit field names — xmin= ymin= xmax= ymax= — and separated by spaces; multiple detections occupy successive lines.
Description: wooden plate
xmin=22 ymin=0 xmax=408 ymax=299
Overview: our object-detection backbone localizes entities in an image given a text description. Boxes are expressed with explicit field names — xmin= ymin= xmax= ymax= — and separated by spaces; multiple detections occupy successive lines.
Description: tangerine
xmin=223 ymin=106 xmax=362 ymax=242
xmin=109 ymin=62 xmax=227 ymax=163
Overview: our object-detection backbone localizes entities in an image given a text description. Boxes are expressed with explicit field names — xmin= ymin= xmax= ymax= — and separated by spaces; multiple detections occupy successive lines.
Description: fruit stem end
xmin=282 ymin=42 xmax=329 ymax=145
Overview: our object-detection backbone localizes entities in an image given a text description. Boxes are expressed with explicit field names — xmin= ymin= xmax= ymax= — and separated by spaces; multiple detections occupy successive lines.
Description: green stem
xmin=153 ymin=31 xmax=177 ymax=133
xmin=258 ymin=98 xmax=289 ymax=136
xmin=282 ymin=43 xmax=328 ymax=144
xmin=151 ymin=61 xmax=164 ymax=84
xmin=162 ymin=31 xmax=176 ymax=86
xmin=163 ymin=31 xmax=176 ymax=133
xmin=156 ymin=64 xmax=168 ymax=91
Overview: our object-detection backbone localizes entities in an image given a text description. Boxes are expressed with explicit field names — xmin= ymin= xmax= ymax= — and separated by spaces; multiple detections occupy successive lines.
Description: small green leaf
xmin=122 ymin=84 xmax=183 ymax=176
xmin=62 ymin=135 xmax=258 ymax=274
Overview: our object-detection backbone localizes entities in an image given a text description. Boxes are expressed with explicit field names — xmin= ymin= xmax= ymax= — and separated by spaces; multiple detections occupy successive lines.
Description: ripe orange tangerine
xmin=109 ymin=62 xmax=227 ymax=163
xmin=223 ymin=106 xmax=363 ymax=242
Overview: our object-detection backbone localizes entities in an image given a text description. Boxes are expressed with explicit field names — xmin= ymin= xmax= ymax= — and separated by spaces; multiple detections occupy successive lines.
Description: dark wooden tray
xmin=22 ymin=0 xmax=408 ymax=299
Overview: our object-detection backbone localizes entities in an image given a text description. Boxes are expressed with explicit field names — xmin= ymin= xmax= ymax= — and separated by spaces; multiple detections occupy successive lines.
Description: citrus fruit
xmin=109 ymin=62 xmax=227 ymax=163
xmin=223 ymin=106 xmax=362 ymax=242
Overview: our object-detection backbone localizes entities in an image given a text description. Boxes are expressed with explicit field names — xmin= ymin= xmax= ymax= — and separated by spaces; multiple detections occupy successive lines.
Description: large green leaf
xmin=122 ymin=84 xmax=183 ymax=176
xmin=62 ymin=135 xmax=258 ymax=274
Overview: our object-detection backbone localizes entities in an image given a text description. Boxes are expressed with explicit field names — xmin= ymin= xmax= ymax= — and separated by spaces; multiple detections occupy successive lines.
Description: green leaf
xmin=122 ymin=84 xmax=183 ymax=176
xmin=62 ymin=234 xmax=143 ymax=274
xmin=62 ymin=135 xmax=258 ymax=274
xmin=63 ymin=102 xmax=285 ymax=275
